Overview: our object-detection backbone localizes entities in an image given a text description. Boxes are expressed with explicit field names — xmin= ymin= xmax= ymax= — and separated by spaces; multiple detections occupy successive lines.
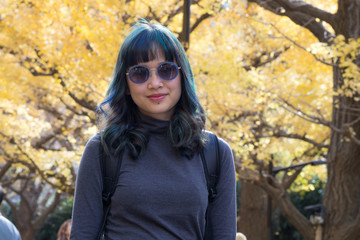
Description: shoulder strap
xmin=98 ymin=142 xmax=123 ymax=240
xmin=200 ymin=131 xmax=220 ymax=202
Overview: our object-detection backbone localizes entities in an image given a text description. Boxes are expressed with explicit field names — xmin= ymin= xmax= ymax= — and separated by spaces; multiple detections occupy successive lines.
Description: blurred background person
xmin=57 ymin=219 xmax=72 ymax=240
xmin=0 ymin=186 xmax=22 ymax=240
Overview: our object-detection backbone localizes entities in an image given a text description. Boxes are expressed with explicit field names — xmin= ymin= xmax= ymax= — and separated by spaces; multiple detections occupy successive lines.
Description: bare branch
xmin=227 ymin=110 xmax=259 ymax=123
xmin=244 ymin=17 xmax=336 ymax=66
xmin=278 ymin=97 xmax=332 ymax=126
xmin=249 ymin=157 xmax=316 ymax=240
xmin=59 ymin=97 xmax=95 ymax=124
xmin=0 ymin=132 xmax=64 ymax=190
xmin=279 ymin=98 xmax=360 ymax=146
xmin=163 ymin=0 xmax=184 ymax=26
xmin=0 ymin=161 xmax=12 ymax=179
xmin=343 ymin=117 xmax=360 ymax=145
xmin=1 ymin=44 xmax=97 ymax=112
xmin=58 ymin=78 xmax=97 ymax=111
xmin=33 ymin=192 xmax=61 ymax=229
xmin=279 ymin=0 xmax=335 ymax=27
xmin=269 ymin=22 xmax=335 ymax=65
xmin=233 ymin=155 xmax=259 ymax=181
xmin=281 ymin=165 xmax=304 ymax=190
xmin=243 ymin=46 xmax=290 ymax=70
xmin=248 ymin=0 xmax=336 ymax=42
xmin=253 ymin=127 xmax=329 ymax=149
xmin=190 ymin=13 xmax=212 ymax=33
xmin=257 ymin=171 xmax=316 ymax=240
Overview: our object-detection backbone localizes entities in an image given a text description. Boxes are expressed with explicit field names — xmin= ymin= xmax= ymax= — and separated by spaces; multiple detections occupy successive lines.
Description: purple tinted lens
xmin=158 ymin=63 xmax=178 ymax=80
xmin=130 ymin=66 xmax=149 ymax=83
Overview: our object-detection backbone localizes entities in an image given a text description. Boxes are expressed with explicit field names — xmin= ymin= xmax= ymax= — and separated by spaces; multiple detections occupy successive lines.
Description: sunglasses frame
xmin=126 ymin=61 xmax=181 ymax=84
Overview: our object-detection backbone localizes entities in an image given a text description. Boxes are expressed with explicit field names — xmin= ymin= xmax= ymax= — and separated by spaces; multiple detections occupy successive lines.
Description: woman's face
xmin=126 ymin=53 xmax=182 ymax=121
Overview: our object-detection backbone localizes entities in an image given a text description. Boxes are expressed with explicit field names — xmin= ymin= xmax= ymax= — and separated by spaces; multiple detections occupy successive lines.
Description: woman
xmin=70 ymin=19 xmax=236 ymax=239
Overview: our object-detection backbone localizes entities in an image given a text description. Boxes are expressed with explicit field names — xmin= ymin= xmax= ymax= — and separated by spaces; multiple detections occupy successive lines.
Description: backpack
xmin=97 ymin=131 xmax=220 ymax=239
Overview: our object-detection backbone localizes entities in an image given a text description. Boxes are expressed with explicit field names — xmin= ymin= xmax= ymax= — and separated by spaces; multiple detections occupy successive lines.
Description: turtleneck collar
xmin=138 ymin=113 xmax=169 ymax=134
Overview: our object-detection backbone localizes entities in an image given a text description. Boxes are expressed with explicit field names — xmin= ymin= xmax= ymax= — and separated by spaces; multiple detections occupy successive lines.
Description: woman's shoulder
xmin=203 ymin=130 xmax=234 ymax=176
xmin=85 ymin=133 xmax=101 ymax=148
xmin=204 ymin=130 xmax=231 ymax=151
xmin=80 ymin=133 xmax=102 ymax=158
xmin=78 ymin=133 xmax=102 ymax=170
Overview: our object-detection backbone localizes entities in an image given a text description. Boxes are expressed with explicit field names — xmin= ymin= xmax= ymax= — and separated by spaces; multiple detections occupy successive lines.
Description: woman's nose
xmin=147 ymin=68 xmax=163 ymax=88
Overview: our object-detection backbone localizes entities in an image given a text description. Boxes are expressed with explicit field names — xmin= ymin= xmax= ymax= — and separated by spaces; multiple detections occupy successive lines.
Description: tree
xmin=190 ymin=1 xmax=360 ymax=239
xmin=4 ymin=0 xmax=358 ymax=239
xmin=247 ymin=1 xmax=360 ymax=239
xmin=35 ymin=198 xmax=73 ymax=240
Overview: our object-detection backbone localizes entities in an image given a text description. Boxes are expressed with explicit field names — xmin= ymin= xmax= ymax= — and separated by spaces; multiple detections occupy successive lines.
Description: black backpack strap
xmin=201 ymin=131 xmax=220 ymax=240
xmin=200 ymin=131 xmax=220 ymax=202
xmin=97 ymin=141 xmax=123 ymax=240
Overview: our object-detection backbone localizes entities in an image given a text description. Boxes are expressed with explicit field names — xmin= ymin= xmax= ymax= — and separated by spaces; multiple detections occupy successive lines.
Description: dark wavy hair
xmin=97 ymin=19 xmax=206 ymax=159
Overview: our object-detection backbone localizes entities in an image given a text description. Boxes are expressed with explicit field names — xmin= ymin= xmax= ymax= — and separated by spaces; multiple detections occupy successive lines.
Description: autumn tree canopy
xmin=1 ymin=0 xmax=359 ymax=240
xmin=197 ymin=1 xmax=359 ymax=240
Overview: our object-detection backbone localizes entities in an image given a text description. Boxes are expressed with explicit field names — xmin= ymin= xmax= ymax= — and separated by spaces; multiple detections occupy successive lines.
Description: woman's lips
xmin=148 ymin=94 xmax=166 ymax=101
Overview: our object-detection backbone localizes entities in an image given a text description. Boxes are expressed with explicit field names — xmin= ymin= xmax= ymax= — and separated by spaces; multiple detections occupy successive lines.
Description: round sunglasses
xmin=126 ymin=62 xmax=181 ymax=84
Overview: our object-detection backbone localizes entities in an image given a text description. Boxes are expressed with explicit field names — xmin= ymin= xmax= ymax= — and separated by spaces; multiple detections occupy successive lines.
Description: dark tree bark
xmin=323 ymin=0 xmax=360 ymax=234
xmin=4 ymin=176 xmax=61 ymax=240
xmin=238 ymin=182 xmax=269 ymax=240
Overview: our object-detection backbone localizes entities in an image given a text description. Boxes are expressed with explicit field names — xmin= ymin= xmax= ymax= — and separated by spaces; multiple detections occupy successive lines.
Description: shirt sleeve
xmin=70 ymin=134 xmax=104 ymax=240
xmin=206 ymin=137 xmax=237 ymax=240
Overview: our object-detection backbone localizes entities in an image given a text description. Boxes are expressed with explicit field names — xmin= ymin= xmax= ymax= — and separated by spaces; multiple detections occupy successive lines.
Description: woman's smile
xmin=148 ymin=93 xmax=167 ymax=102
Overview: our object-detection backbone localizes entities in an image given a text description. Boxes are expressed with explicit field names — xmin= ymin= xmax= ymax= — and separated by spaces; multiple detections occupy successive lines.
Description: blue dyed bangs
xmin=121 ymin=25 xmax=179 ymax=69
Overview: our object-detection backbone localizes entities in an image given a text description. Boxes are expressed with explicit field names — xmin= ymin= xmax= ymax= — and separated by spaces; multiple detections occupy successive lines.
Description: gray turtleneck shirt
xmin=70 ymin=115 xmax=236 ymax=240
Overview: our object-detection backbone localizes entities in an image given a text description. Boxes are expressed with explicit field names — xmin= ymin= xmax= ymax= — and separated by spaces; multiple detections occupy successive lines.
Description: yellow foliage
xmin=0 ymin=0 xmax=342 ymax=195
xmin=0 ymin=0 xmax=229 ymax=195
xmin=190 ymin=2 xmax=332 ymax=183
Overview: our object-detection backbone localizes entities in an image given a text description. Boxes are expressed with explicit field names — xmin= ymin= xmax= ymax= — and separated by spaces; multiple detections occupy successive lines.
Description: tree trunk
xmin=238 ymin=181 xmax=269 ymax=240
xmin=20 ymin=227 xmax=37 ymax=240
xmin=322 ymin=1 xmax=360 ymax=239
xmin=17 ymin=187 xmax=38 ymax=240
xmin=9 ymin=179 xmax=62 ymax=240
xmin=322 ymin=71 xmax=360 ymax=240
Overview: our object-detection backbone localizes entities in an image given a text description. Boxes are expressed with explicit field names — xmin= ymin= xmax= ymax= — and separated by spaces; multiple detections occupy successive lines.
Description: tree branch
xmin=343 ymin=116 xmax=360 ymax=145
xmin=249 ymin=112 xmax=330 ymax=149
xmin=190 ymin=13 xmax=212 ymax=33
xmin=1 ymin=44 xmax=98 ymax=112
xmin=0 ymin=132 xmax=64 ymax=190
xmin=243 ymin=46 xmax=290 ymax=70
xmin=33 ymin=191 xmax=61 ymax=229
xmin=281 ymin=167 xmax=303 ymax=190
xmin=163 ymin=0 xmax=184 ymax=26
xmin=278 ymin=97 xmax=332 ymax=127
xmin=0 ymin=161 xmax=12 ymax=179
xmin=245 ymin=17 xmax=336 ymax=66
xmin=254 ymin=163 xmax=316 ymax=240
xmin=252 ymin=127 xmax=329 ymax=149
xmin=276 ymin=0 xmax=336 ymax=27
xmin=59 ymin=97 xmax=95 ymax=124
xmin=58 ymin=78 xmax=97 ymax=111
xmin=248 ymin=0 xmax=336 ymax=42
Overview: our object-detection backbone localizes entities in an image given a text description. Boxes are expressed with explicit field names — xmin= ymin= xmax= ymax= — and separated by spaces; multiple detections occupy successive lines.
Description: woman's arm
xmin=206 ymin=137 xmax=237 ymax=240
xmin=70 ymin=134 xmax=104 ymax=239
